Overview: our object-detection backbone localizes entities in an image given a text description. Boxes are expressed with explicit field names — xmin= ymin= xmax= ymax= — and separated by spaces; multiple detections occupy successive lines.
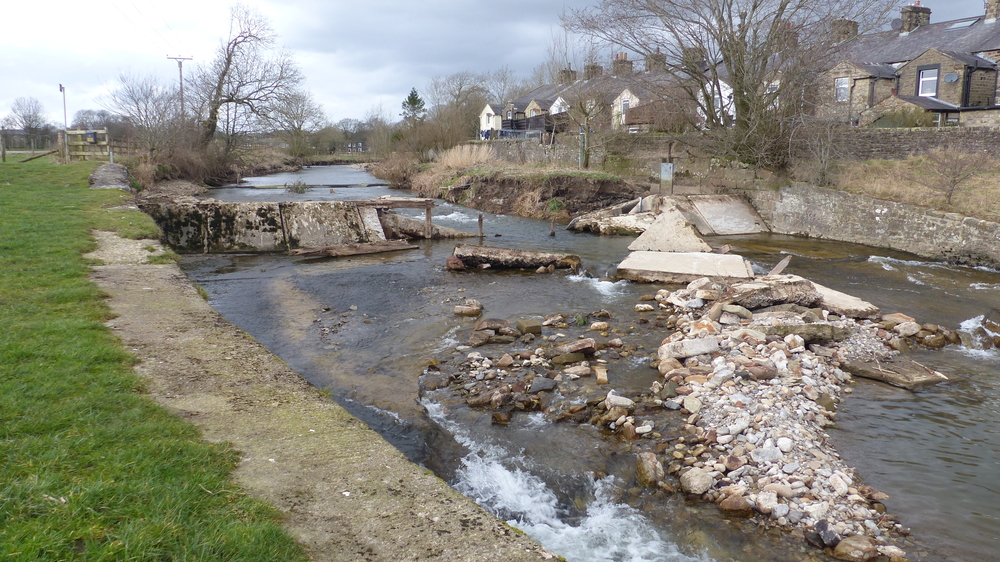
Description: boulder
xmin=680 ymin=467 xmax=714 ymax=494
xmin=841 ymin=357 xmax=948 ymax=389
xmin=635 ymin=452 xmax=665 ymax=487
xmin=658 ymin=337 xmax=720 ymax=360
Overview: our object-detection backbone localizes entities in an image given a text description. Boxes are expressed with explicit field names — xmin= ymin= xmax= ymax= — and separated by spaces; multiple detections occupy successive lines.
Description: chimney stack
xmin=645 ymin=51 xmax=667 ymax=73
xmin=558 ymin=67 xmax=578 ymax=84
xmin=584 ymin=63 xmax=604 ymax=80
xmin=612 ymin=53 xmax=633 ymax=76
xmin=987 ymin=0 xmax=1000 ymax=22
xmin=900 ymin=2 xmax=931 ymax=33
xmin=831 ymin=19 xmax=859 ymax=42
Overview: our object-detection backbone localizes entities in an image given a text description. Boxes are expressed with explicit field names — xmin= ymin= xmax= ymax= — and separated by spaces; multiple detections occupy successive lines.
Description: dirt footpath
xmin=88 ymin=232 xmax=555 ymax=562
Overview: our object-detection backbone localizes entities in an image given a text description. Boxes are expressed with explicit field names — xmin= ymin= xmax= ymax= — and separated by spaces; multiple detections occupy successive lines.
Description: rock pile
xmin=422 ymin=274 xmax=978 ymax=561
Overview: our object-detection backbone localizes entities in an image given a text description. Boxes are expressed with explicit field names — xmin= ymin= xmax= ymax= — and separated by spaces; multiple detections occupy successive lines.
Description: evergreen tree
xmin=401 ymin=88 xmax=426 ymax=126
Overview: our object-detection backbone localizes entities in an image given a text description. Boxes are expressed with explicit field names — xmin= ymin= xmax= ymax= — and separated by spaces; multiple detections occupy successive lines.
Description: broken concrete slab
xmin=812 ymin=282 xmax=881 ymax=319
xmin=658 ymin=337 xmax=721 ymax=360
xmin=628 ymin=206 xmax=712 ymax=253
xmin=616 ymin=252 xmax=755 ymax=284
xmin=721 ymin=275 xmax=822 ymax=309
xmin=686 ymin=195 xmax=769 ymax=235
xmin=841 ymin=357 xmax=949 ymax=389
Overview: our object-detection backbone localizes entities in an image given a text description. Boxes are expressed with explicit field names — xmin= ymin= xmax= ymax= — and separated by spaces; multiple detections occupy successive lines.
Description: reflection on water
xmin=181 ymin=166 xmax=1000 ymax=562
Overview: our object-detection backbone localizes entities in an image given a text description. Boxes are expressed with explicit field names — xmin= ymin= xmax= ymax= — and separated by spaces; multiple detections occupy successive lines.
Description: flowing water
xmin=181 ymin=166 xmax=1000 ymax=562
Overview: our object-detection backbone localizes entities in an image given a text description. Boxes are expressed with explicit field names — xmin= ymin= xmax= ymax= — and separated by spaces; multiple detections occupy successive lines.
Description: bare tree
xmin=9 ymin=97 xmax=49 ymax=136
xmin=563 ymin=0 xmax=897 ymax=168
xmin=267 ymin=90 xmax=327 ymax=158
xmin=189 ymin=4 xmax=302 ymax=152
xmin=483 ymin=66 xmax=531 ymax=106
xmin=103 ymin=72 xmax=180 ymax=155
xmin=907 ymin=148 xmax=995 ymax=206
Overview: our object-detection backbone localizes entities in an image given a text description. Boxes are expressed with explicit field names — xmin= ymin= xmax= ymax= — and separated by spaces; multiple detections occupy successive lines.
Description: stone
xmin=657 ymin=357 xmax=684 ymax=375
xmin=682 ymin=396 xmax=703 ymax=413
xmin=750 ymin=446 xmax=783 ymax=464
xmin=812 ymin=282 xmax=880 ymax=319
xmin=475 ymin=318 xmax=512 ymax=332
xmin=830 ymin=474 xmax=850 ymax=496
xmin=722 ymin=304 xmax=754 ymax=319
xmin=841 ymin=357 xmax=948 ymax=389
xmin=616 ymin=251 xmax=755 ymax=284
xmin=776 ymin=437 xmax=794 ymax=453
xmin=491 ymin=410 xmax=513 ymax=425
xmin=680 ymin=467 xmax=714 ymax=494
xmin=496 ymin=354 xmax=514 ymax=368
xmin=549 ymin=338 xmax=597 ymax=357
xmin=607 ymin=338 xmax=624 ymax=348
xmin=551 ymin=352 xmax=586 ymax=364
xmin=833 ymin=535 xmax=877 ymax=562
xmin=445 ymin=255 xmax=466 ymax=270
xmin=634 ymin=303 xmax=655 ymax=312
xmin=755 ymin=490 xmax=779 ymax=514
xmin=771 ymin=503 xmax=790 ymax=519
xmin=882 ymin=312 xmax=916 ymax=324
xmin=635 ymin=452 xmax=665 ymax=487
xmin=723 ymin=455 xmax=745 ymax=472
xmin=454 ymin=305 xmax=482 ymax=317
xmin=594 ymin=365 xmax=609 ymax=385
xmin=763 ymin=483 xmax=795 ymax=499
xmin=815 ymin=519 xmax=841 ymax=547
xmin=516 ymin=318 xmax=542 ymax=335
xmin=718 ymin=494 xmax=753 ymax=515
xmin=658 ymin=337 xmax=720 ymax=360
xmin=589 ymin=321 xmax=610 ymax=332
xmin=605 ymin=391 xmax=635 ymax=410
xmin=529 ymin=378 xmax=558 ymax=393
xmin=894 ymin=321 xmax=921 ymax=337
xmin=467 ymin=331 xmax=491 ymax=346
xmin=563 ymin=365 xmax=592 ymax=377
xmin=758 ymin=323 xmax=854 ymax=344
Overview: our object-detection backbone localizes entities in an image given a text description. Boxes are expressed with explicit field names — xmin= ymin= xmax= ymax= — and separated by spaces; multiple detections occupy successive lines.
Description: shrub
xmin=369 ymin=153 xmax=419 ymax=188
xmin=435 ymin=144 xmax=496 ymax=169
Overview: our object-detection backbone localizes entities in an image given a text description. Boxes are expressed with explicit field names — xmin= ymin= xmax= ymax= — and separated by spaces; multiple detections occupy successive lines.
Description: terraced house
xmin=819 ymin=0 xmax=1000 ymax=126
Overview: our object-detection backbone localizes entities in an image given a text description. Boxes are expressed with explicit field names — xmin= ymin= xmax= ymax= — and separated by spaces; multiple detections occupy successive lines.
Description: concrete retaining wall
xmin=139 ymin=198 xmax=386 ymax=253
xmin=736 ymin=184 xmax=1000 ymax=267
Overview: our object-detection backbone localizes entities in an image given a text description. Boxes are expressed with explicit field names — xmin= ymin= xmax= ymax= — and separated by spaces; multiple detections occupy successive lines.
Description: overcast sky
xmin=0 ymin=0 xmax=988 ymax=127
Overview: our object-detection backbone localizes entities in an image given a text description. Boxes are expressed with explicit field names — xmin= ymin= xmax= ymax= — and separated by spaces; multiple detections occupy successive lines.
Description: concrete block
xmin=616 ymin=252 xmax=755 ymax=284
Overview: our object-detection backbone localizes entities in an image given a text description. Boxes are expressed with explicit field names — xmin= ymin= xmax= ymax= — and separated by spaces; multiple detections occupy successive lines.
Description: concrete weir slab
xmin=616 ymin=251 xmax=755 ymax=283
xmin=668 ymin=195 xmax=769 ymax=236
xmin=628 ymin=206 xmax=712 ymax=253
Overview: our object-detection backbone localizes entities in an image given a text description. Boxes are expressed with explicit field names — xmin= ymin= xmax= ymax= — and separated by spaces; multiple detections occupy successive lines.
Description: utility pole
xmin=59 ymin=84 xmax=67 ymax=128
xmin=168 ymin=56 xmax=193 ymax=119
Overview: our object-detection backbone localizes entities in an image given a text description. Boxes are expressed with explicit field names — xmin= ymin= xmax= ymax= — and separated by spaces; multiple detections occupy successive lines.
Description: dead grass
xmin=826 ymin=154 xmax=1000 ymax=222
xmin=435 ymin=144 xmax=496 ymax=169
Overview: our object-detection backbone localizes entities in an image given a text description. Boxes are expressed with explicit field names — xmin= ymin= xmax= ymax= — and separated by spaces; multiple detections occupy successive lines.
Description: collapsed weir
xmin=138 ymin=197 xmax=476 ymax=253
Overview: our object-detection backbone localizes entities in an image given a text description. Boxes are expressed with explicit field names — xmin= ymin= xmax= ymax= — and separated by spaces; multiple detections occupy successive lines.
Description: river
xmin=182 ymin=165 xmax=1000 ymax=562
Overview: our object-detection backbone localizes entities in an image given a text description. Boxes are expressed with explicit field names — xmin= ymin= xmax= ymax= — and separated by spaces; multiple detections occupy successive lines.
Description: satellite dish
xmin=891 ymin=18 xmax=903 ymax=30
xmin=944 ymin=72 xmax=960 ymax=83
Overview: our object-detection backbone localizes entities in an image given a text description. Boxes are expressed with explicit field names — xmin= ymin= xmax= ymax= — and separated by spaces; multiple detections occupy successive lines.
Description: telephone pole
xmin=167 ymin=56 xmax=193 ymax=119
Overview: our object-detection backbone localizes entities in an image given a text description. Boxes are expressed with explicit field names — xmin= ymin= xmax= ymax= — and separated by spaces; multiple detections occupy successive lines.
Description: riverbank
xmin=88 ymin=232 xmax=557 ymax=561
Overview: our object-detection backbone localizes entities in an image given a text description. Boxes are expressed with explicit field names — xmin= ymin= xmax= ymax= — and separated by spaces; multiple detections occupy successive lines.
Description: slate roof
xmin=854 ymin=62 xmax=900 ymax=78
xmin=837 ymin=16 xmax=1000 ymax=64
xmin=896 ymin=95 xmax=960 ymax=110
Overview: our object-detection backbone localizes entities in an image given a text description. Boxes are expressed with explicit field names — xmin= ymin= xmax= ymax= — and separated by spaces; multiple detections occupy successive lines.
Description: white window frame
xmin=834 ymin=77 xmax=850 ymax=102
xmin=918 ymin=68 xmax=939 ymax=97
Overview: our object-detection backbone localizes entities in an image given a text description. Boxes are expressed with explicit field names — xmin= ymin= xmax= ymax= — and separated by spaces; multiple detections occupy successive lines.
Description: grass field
xmin=0 ymin=159 xmax=304 ymax=561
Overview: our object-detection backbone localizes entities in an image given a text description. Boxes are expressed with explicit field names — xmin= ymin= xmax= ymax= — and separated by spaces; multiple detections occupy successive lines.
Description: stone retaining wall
xmin=488 ymin=139 xmax=582 ymax=167
xmin=836 ymin=127 xmax=1000 ymax=160
xmin=139 ymin=198 xmax=385 ymax=253
xmin=732 ymin=184 xmax=1000 ymax=267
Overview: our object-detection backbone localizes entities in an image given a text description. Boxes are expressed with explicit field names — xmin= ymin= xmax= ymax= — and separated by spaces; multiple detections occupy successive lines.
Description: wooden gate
xmin=61 ymin=129 xmax=110 ymax=162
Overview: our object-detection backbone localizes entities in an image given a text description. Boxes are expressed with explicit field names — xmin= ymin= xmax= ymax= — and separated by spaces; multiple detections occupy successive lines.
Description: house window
xmin=918 ymin=68 xmax=939 ymax=97
xmin=834 ymin=77 xmax=849 ymax=102
xmin=622 ymin=98 xmax=630 ymax=114
xmin=507 ymin=110 xmax=513 ymax=119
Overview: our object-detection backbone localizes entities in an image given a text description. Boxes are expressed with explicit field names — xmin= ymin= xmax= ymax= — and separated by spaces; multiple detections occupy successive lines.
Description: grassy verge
xmin=0 ymin=160 xmax=304 ymax=561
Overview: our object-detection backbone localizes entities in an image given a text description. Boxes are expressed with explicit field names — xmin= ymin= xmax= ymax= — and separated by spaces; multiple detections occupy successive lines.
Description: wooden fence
xmin=60 ymin=129 xmax=110 ymax=162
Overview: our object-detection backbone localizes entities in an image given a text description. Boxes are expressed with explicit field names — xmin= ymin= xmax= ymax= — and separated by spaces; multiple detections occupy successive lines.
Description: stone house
xmin=818 ymin=0 xmax=1000 ymax=126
